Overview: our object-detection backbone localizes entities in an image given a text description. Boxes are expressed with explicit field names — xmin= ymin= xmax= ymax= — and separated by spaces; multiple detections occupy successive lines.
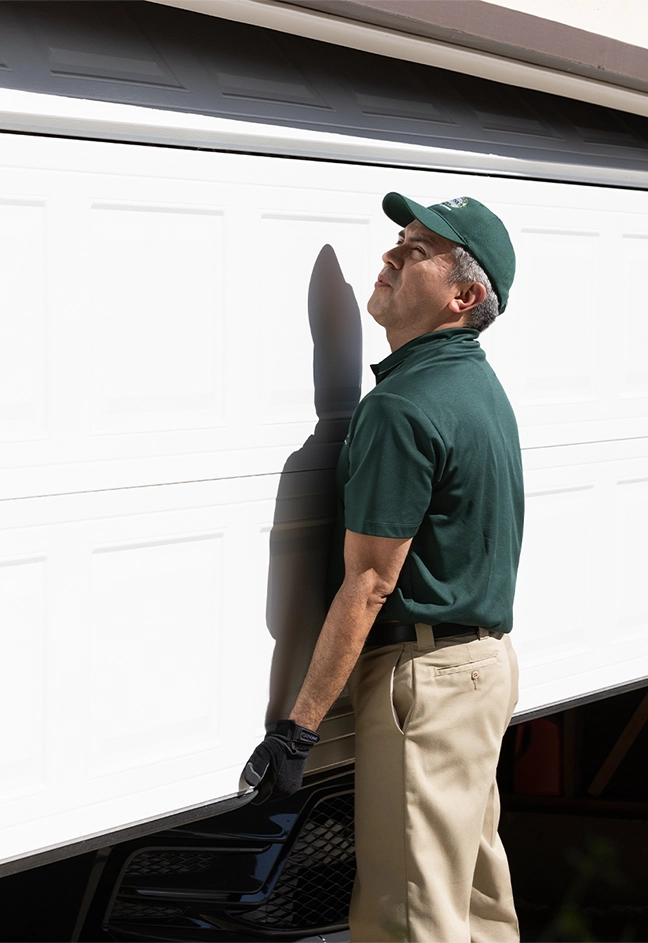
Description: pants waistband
xmin=364 ymin=621 xmax=495 ymax=650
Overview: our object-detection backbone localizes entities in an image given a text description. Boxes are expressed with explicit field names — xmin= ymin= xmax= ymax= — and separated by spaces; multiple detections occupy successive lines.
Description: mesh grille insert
xmin=110 ymin=901 xmax=184 ymax=921
xmin=125 ymin=850 xmax=217 ymax=877
xmin=238 ymin=791 xmax=355 ymax=931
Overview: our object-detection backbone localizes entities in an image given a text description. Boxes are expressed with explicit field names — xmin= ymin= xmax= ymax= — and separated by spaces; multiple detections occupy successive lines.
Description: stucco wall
xmin=488 ymin=0 xmax=648 ymax=50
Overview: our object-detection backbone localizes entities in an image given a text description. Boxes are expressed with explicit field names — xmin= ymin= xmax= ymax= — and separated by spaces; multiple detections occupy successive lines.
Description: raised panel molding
xmin=89 ymin=202 xmax=224 ymax=435
xmin=619 ymin=234 xmax=648 ymax=400
xmin=614 ymin=476 xmax=648 ymax=641
xmin=20 ymin=2 xmax=185 ymax=89
xmin=515 ymin=227 xmax=599 ymax=407
xmin=258 ymin=211 xmax=368 ymax=426
xmin=88 ymin=532 xmax=223 ymax=776
xmin=514 ymin=483 xmax=595 ymax=669
xmin=0 ymin=199 xmax=47 ymax=442
xmin=0 ymin=555 xmax=47 ymax=799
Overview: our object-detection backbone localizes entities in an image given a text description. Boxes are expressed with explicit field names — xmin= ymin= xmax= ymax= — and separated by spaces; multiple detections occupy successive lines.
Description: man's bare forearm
xmin=288 ymin=574 xmax=385 ymax=730
xmin=288 ymin=531 xmax=412 ymax=731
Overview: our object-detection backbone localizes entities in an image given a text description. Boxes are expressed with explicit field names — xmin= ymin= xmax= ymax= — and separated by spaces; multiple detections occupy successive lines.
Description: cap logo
xmin=441 ymin=197 xmax=469 ymax=210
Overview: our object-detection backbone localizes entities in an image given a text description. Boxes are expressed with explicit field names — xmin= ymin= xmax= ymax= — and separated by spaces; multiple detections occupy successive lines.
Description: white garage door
xmin=1 ymin=131 xmax=648 ymax=865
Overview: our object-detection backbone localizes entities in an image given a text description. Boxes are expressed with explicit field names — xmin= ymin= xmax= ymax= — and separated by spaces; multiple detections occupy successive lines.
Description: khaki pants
xmin=348 ymin=627 xmax=519 ymax=943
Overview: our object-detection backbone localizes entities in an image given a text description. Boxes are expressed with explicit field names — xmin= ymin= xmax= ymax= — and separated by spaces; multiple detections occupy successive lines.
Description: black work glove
xmin=240 ymin=719 xmax=320 ymax=804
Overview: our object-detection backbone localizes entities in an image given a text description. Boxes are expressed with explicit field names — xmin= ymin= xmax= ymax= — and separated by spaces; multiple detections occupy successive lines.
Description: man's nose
xmin=382 ymin=245 xmax=403 ymax=267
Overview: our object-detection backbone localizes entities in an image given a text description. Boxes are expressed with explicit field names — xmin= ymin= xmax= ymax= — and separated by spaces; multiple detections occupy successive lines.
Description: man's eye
xmin=413 ymin=246 xmax=425 ymax=254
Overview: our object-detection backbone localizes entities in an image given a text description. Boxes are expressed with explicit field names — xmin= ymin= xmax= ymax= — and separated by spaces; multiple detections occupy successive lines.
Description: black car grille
xmin=235 ymin=791 xmax=355 ymax=932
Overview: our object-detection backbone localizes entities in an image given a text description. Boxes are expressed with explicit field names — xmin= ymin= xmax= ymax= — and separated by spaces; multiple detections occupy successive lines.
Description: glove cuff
xmin=268 ymin=719 xmax=320 ymax=753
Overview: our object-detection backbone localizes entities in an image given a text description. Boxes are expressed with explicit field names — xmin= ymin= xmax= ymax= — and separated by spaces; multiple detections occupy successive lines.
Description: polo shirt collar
xmin=371 ymin=328 xmax=480 ymax=383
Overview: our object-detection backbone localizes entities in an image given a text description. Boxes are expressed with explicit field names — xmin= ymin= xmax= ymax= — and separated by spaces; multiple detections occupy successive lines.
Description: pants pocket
xmin=391 ymin=647 xmax=414 ymax=734
xmin=435 ymin=652 xmax=500 ymax=693
xmin=434 ymin=653 xmax=499 ymax=676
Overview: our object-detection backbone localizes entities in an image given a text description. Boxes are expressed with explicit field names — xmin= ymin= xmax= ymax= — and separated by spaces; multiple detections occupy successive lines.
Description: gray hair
xmin=447 ymin=246 xmax=499 ymax=332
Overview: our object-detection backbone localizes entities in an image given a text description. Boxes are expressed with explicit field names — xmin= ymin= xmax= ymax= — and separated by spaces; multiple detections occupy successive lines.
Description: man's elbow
xmin=341 ymin=532 xmax=412 ymax=611
xmin=362 ymin=570 xmax=398 ymax=609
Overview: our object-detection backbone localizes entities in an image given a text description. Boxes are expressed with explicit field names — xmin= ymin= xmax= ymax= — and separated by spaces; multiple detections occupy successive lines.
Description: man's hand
xmin=240 ymin=719 xmax=320 ymax=804
xmin=241 ymin=533 xmax=411 ymax=803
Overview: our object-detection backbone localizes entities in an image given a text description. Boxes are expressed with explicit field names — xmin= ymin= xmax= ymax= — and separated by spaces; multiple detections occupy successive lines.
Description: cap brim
xmin=382 ymin=192 xmax=468 ymax=247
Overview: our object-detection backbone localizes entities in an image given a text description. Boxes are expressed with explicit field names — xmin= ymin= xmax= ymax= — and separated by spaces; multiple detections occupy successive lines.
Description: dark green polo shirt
xmin=335 ymin=328 xmax=524 ymax=633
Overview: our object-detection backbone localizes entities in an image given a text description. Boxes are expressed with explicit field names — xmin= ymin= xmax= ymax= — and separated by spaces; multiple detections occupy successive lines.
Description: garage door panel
xmin=0 ymin=478 xmax=281 ymax=854
xmin=4 ymin=138 xmax=648 ymax=499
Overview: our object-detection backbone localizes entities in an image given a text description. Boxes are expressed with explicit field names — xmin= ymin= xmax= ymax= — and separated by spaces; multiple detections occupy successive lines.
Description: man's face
xmin=367 ymin=220 xmax=460 ymax=339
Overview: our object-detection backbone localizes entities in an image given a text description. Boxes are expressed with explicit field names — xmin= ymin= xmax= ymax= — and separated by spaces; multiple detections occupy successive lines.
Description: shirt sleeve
xmin=343 ymin=391 xmax=443 ymax=538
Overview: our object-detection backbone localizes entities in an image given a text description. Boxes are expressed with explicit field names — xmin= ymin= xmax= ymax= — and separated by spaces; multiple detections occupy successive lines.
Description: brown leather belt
xmin=364 ymin=621 xmax=481 ymax=650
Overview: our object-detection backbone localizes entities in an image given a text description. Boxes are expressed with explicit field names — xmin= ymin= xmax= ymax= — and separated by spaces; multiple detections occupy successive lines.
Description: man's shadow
xmin=265 ymin=245 xmax=362 ymax=724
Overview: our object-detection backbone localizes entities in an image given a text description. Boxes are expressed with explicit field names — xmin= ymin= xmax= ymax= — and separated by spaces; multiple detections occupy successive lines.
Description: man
xmin=242 ymin=192 xmax=524 ymax=943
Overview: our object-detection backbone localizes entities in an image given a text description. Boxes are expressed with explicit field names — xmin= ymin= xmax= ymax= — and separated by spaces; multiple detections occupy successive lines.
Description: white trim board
xmin=2 ymin=88 xmax=648 ymax=190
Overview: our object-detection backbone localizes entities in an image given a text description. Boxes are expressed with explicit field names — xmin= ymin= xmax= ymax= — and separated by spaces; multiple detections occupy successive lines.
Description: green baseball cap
xmin=382 ymin=193 xmax=516 ymax=312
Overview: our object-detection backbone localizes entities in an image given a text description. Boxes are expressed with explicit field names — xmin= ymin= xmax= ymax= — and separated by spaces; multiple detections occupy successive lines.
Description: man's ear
xmin=448 ymin=282 xmax=487 ymax=314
